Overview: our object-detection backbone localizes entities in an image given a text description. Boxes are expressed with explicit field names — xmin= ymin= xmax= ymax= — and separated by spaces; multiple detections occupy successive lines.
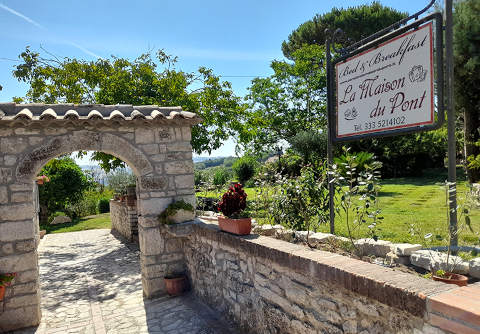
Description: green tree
xmin=13 ymin=49 xmax=246 ymax=171
xmin=244 ymin=45 xmax=327 ymax=153
xmin=281 ymin=2 xmax=407 ymax=59
xmin=39 ymin=157 xmax=93 ymax=214
xmin=454 ymin=0 xmax=480 ymax=183
xmin=289 ymin=130 xmax=328 ymax=166
xmin=232 ymin=155 xmax=258 ymax=184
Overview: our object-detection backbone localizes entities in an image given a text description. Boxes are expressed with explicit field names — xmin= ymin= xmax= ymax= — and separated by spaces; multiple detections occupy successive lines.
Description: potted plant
xmin=431 ymin=269 xmax=468 ymax=287
xmin=158 ymin=200 xmax=195 ymax=225
xmin=0 ymin=273 xmax=16 ymax=301
xmin=217 ymin=183 xmax=251 ymax=235
xmin=164 ymin=272 xmax=187 ymax=296
xmin=36 ymin=175 xmax=50 ymax=185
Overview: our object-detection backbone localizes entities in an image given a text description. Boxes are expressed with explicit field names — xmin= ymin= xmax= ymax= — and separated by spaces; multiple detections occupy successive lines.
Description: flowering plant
xmin=218 ymin=183 xmax=247 ymax=218
xmin=0 ymin=273 xmax=16 ymax=287
xmin=36 ymin=175 xmax=50 ymax=183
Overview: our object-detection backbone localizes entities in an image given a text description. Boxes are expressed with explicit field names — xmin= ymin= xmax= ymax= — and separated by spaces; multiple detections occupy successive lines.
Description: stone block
xmin=0 ymin=252 xmax=38 ymax=272
xmin=140 ymin=175 xmax=168 ymax=190
xmin=0 ymin=203 xmax=34 ymax=221
xmin=410 ymin=250 xmax=469 ymax=274
xmin=174 ymin=174 xmax=194 ymax=189
xmin=28 ymin=137 xmax=44 ymax=145
xmin=0 ymin=221 xmax=35 ymax=241
xmin=181 ymin=127 xmax=191 ymax=141
xmin=275 ymin=229 xmax=295 ymax=242
xmin=0 ymin=304 xmax=41 ymax=332
xmin=386 ymin=251 xmax=411 ymax=265
xmin=50 ymin=215 xmax=72 ymax=225
xmin=0 ymin=167 xmax=13 ymax=183
xmin=4 ymin=155 xmax=17 ymax=166
xmin=138 ymin=226 xmax=165 ymax=255
xmin=0 ymin=137 xmax=28 ymax=154
xmin=1 ymin=242 xmax=13 ymax=255
xmin=469 ymin=258 xmax=480 ymax=279
xmin=309 ymin=232 xmax=335 ymax=244
xmin=354 ymin=238 xmax=394 ymax=257
xmin=167 ymin=142 xmax=191 ymax=152
xmin=140 ymin=143 xmax=159 ymax=155
xmin=393 ymin=243 xmax=422 ymax=256
xmin=155 ymin=128 xmax=174 ymax=143
xmin=6 ymin=293 xmax=40 ymax=308
xmin=253 ymin=224 xmax=277 ymax=236
xmin=11 ymin=191 xmax=33 ymax=203
xmin=0 ymin=186 xmax=7 ymax=204
xmin=138 ymin=197 xmax=172 ymax=216
xmin=135 ymin=128 xmax=155 ymax=144
xmin=15 ymin=239 xmax=36 ymax=253
xmin=164 ymin=161 xmax=194 ymax=174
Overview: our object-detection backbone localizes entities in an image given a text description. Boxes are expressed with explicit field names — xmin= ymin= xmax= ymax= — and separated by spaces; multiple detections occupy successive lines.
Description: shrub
xmin=39 ymin=157 xmax=94 ymax=214
xmin=107 ymin=168 xmax=136 ymax=195
xmin=270 ymin=165 xmax=329 ymax=232
xmin=98 ymin=198 xmax=110 ymax=213
xmin=218 ymin=183 xmax=247 ymax=218
xmin=333 ymin=150 xmax=377 ymax=180
xmin=195 ymin=170 xmax=206 ymax=187
xmin=213 ymin=167 xmax=230 ymax=187
xmin=232 ymin=156 xmax=258 ymax=184
xmin=289 ymin=130 xmax=328 ymax=164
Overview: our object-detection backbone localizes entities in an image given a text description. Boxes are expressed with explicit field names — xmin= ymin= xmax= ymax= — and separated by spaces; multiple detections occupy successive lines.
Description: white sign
xmin=335 ymin=23 xmax=434 ymax=138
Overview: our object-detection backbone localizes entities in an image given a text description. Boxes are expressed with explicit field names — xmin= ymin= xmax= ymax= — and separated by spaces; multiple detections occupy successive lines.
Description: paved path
xmin=11 ymin=229 xmax=236 ymax=334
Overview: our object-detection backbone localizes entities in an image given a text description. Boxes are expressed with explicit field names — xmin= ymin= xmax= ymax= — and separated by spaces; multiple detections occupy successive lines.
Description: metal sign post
xmin=445 ymin=0 xmax=457 ymax=248
xmin=324 ymin=0 xmax=455 ymax=241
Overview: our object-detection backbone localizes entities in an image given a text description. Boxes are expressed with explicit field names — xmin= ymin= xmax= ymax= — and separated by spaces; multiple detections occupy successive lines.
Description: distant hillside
xmin=194 ymin=156 xmax=236 ymax=170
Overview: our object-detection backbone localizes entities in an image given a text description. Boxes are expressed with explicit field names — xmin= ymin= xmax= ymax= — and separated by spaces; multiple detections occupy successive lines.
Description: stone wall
xmin=173 ymin=220 xmax=479 ymax=334
xmin=110 ymin=199 xmax=138 ymax=242
xmin=0 ymin=103 xmax=200 ymax=332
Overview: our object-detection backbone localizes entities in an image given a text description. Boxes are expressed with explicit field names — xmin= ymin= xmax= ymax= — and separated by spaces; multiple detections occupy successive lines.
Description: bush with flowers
xmin=218 ymin=183 xmax=248 ymax=218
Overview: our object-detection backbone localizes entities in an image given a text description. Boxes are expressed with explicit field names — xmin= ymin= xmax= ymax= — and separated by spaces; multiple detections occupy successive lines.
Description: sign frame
xmin=330 ymin=12 xmax=444 ymax=142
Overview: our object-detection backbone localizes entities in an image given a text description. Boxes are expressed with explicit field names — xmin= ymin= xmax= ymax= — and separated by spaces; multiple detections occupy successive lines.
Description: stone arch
xmin=16 ymin=131 xmax=153 ymax=181
xmin=0 ymin=103 xmax=200 ymax=332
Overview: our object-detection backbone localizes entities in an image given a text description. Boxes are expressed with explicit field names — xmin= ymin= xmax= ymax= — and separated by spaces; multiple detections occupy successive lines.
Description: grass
xmin=196 ymin=168 xmax=480 ymax=247
xmin=40 ymin=213 xmax=111 ymax=234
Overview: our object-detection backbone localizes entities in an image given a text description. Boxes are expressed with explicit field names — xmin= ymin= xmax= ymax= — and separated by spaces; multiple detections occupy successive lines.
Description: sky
xmin=0 ymin=0 xmax=421 ymax=163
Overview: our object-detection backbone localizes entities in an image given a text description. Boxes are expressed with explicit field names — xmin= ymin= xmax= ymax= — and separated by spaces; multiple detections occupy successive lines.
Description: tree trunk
xmin=464 ymin=109 xmax=480 ymax=183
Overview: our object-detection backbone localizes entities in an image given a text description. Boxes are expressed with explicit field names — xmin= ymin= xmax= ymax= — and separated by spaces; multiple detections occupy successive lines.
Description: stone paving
xmin=10 ymin=229 xmax=236 ymax=334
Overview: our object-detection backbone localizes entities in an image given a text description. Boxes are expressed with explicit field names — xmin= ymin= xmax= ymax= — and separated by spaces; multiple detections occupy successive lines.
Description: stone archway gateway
xmin=0 ymin=103 xmax=201 ymax=331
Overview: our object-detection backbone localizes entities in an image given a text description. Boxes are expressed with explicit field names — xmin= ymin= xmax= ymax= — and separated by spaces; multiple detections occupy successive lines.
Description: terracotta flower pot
xmin=39 ymin=230 xmax=46 ymax=239
xmin=164 ymin=276 xmax=187 ymax=296
xmin=36 ymin=179 xmax=44 ymax=185
xmin=218 ymin=216 xmax=251 ymax=235
xmin=0 ymin=285 xmax=5 ymax=301
xmin=432 ymin=272 xmax=468 ymax=287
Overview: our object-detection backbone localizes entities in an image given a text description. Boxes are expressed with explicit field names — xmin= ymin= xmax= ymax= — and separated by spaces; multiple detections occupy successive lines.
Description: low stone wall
xmin=165 ymin=219 xmax=480 ymax=334
xmin=110 ymin=200 xmax=138 ymax=242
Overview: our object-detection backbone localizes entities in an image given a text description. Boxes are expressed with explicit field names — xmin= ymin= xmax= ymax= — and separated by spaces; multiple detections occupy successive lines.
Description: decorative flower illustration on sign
xmin=409 ymin=65 xmax=427 ymax=83
xmin=344 ymin=107 xmax=358 ymax=120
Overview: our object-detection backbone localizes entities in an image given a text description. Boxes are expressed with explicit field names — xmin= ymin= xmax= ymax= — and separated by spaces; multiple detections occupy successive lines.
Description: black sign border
xmin=330 ymin=13 xmax=444 ymax=142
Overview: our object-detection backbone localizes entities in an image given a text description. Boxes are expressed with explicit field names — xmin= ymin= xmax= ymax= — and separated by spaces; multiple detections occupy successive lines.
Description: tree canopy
xmin=454 ymin=0 xmax=480 ymax=183
xmin=38 ymin=157 xmax=94 ymax=214
xmin=243 ymin=45 xmax=327 ymax=153
xmin=12 ymin=48 xmax=246 ymax=170
xmin=281 ymin=2 xmax=407 ymax=59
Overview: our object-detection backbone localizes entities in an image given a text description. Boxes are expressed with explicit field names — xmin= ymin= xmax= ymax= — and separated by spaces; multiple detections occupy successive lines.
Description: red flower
xmin=218 ymin=183 xmax=247 ymax=218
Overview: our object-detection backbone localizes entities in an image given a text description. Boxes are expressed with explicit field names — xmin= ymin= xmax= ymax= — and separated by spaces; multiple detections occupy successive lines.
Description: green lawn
xmin=197 ymin=168 xmax=480 ymax=246
xmin=40 ymin=213 xmax=111 ymax=234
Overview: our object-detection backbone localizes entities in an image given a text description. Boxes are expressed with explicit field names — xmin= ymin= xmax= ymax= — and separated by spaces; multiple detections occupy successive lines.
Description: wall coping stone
xmin=191 ymin=218 xmax=480 ymax=333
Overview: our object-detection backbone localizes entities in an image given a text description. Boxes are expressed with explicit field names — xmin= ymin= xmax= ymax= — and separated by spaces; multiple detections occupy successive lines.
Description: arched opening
xmin=33 ymin=150 xmax=146 ymax=333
